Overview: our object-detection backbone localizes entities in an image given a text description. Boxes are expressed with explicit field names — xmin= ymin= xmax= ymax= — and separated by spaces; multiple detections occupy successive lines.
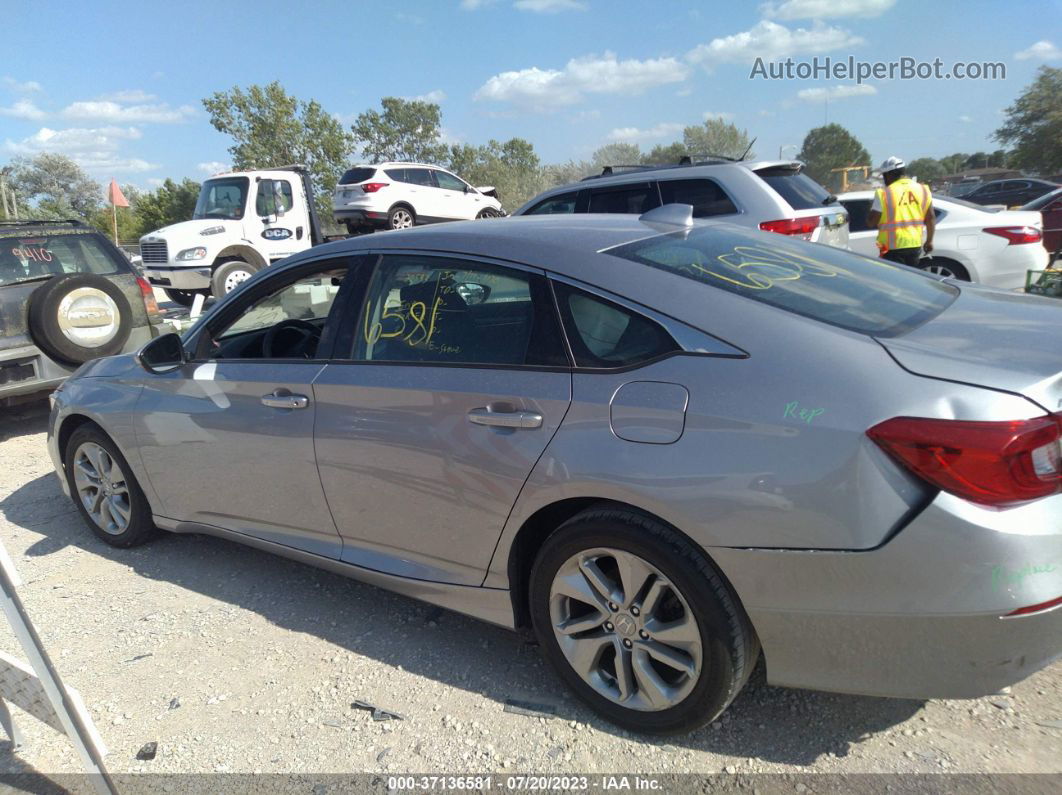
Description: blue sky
xmin=2 ymin=0 xmax=1060 ymax=188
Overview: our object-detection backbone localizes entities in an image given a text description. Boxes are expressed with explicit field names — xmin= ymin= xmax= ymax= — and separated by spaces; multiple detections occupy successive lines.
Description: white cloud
xmin=687 ymin=20 xmax=863 ymax=66
xmin=460 ymin=0 xmax=496 ymax=8
xmin=405 ymin=89 xmax=447 ymax=103
xmin=197 ymin=161 xmax=229 ymax=174
xmin=99 ymin=89 xmax=157 ymax=103
xmin=4 ymin=126 xmax=157 ymax=173
xmin=958 ymin=114 xmax=972 ymax=123
xmin=61 ymin=100 xmax=196 ymax=124
xmin=2 ymin=76 xmax=42 ymax=93
xmin=758 ymin=109 xmax=776 ymax=117
xmin=0 ymin=99 xmax=46 ymax=121
xmin=702 ymin=111 xmax=735 ymax=121
xmin=607 ymin=122 xmax=685 ymax=142
xmin=796 ymin=83 xmax=877 ymax=101
xmin=1014 ymin=40 xmax=1062 ymax=61
xmin=762 ymin=0 xmax=895 ymax=19
xmin=476 ymin=51 xmax=688 ymax=111
xmin=514 ymin=0 xmax=587 ymax=11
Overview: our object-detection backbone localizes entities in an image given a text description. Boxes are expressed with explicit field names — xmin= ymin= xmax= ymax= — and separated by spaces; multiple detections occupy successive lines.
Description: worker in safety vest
xmin=866 ymin=156 xmax=935 ymax=268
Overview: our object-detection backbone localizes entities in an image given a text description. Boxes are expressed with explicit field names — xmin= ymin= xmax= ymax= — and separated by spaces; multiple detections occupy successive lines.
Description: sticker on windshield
xmin=11 ymin=246 xmax=53 ymax=262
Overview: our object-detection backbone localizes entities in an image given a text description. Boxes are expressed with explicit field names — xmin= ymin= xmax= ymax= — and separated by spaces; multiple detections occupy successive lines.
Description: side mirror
xmin=137 ymin=333 xmax=186 ymax=374
xmin=455 ymin=282 xmax=491 ymax=305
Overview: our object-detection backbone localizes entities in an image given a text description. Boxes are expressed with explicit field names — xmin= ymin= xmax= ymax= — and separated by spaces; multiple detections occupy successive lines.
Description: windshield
xmin=0 ymin=231 xmax=126 ymax=287
xmin=193 ymin=177 xmax=249 ymax=220
xmin=606 ymin=225 xmax=958 ymax=337
xmin=755 ymin=167 xmax=837 ymax=209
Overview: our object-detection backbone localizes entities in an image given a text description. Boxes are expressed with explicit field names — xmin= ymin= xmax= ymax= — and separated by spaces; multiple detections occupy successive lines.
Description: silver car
xmin=48 ymin=207 xmax=1062 ymax=734
xmin=514 ymin=159 xmax=849 ymax=249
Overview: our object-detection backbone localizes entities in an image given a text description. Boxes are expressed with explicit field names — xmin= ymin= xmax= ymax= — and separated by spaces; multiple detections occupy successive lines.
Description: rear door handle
xmin=467 ymin=408 xmax=543 ymax=429
xmin=261 ymin=392 xmax=309 ymax=409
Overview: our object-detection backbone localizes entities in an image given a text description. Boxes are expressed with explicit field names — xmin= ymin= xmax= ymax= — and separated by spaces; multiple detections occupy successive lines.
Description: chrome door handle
xmin=467 ymin=408 xmax=543 ymax=429
xmin=261 ymin=392 xmax=309 ymax=409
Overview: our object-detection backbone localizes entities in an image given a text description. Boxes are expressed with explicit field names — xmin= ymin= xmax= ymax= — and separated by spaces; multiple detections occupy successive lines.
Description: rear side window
xmin=339 ymin=168 xmax=376 ymax=185
xmin=525 ymin=192 xmax=579 ymax=215
xmin=755 ymin=167 xmax=835 ymax=210
xmin=553 ymin=282 xmax=679 ymax=368
xmin=606 ymin=225 xmax=958 ymax=337
xmin=588 ymin=184 xmax=659 ymax=214
xmin=659 ymin=179 xmax=737 ymax=218
xmin=0 ymin=232 xmax=126 ymax=286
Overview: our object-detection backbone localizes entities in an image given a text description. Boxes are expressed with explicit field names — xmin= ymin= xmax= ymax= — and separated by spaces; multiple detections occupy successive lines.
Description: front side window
xmin=193 ymin=177 xmax=249 ymax=220
xmin=553 ymin=282 xmax=679 ymax=368
xmin=589 ymin=184 xmax=659 ymax=214
xmin=659 ymin=179 xmax=738 ymax=218
xmin=353 ymin=255 xmax=566 ymax=367
xmin=0 ymin=232 xmax=126 ymax=286
xmin=606 ymin=225 xmax=958 ymax=337
xmin=525 ymin=192 xmax=579 ymax=215
xmin=434 ymin=171 xmax=467 ymax=191
xmin=207 ymin=267 xmax=347 ymax=360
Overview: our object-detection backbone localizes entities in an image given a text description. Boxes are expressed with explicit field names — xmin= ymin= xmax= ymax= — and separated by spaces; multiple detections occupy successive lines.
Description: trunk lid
xmin=877 ymin=283 xmax=1062 ymax=412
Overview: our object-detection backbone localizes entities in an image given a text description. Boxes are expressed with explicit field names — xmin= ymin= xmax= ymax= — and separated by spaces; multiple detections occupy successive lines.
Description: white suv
xmin=333 ymin=163 xmax=504 ymax=233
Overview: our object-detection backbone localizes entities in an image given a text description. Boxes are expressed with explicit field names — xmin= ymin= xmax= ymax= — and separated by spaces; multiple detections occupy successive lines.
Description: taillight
xmin=1005 ymin=595 xmax=1062 ymax=617
xmin=984 ymin=226 xmax=1042 ymax=245
xmin=135 ymin=275 xmax=161 ymax=318
xmin=867 ymin=414 xmax=1062 ymax=507
xmin=361 ymin=182 xmax=389 ymax=193
xmin=759 ymin=217 xmax=820 ymax=240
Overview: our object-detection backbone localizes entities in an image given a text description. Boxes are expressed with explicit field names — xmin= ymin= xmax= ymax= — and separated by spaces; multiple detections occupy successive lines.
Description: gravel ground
xmin=0 ymin=398 xmax=1059 ymax=785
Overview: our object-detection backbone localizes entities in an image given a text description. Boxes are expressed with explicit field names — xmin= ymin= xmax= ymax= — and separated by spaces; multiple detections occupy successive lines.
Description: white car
xmin=333 ymin=162 xmax=504 ymax=233
xmin=840 ymin=191 xmax=1048 ymax=289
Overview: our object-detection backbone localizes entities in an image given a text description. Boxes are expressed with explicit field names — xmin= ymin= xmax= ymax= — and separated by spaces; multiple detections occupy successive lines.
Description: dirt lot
xmin=0 ymin=398 xmax=1059 ymax=785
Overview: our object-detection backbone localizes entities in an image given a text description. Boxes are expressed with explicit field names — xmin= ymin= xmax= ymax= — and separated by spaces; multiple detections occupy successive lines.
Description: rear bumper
xmin=333 ymin=208 xmax=387 ymax=226
xmin=710 ymin=492 xmax=1062 ymax=699
xmin=144 ymin=265 xmax=212 ymax=291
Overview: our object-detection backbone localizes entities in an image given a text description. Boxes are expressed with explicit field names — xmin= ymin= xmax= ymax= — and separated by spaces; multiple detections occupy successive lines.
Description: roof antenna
xmin=739 ymin=137 xmax=757 ymax=162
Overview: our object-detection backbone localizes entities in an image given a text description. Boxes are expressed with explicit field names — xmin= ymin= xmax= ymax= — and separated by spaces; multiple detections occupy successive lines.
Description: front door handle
xmin=467 ymin=407 xmax=543 ymax=429
xmin=261 ymin=392 xmax=309 ymax=410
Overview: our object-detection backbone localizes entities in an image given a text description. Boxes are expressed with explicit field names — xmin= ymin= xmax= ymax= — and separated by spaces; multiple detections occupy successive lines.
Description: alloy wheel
xmin=391 ymin=209 xmax=414 ymax=229
xmin=72 ymin=442 xmax=132 ymax=535
xmin=548 ymin=547 xmax=703 ymax=711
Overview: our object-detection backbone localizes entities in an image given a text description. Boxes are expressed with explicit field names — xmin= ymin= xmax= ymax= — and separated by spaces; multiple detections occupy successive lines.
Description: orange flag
xmin=107 ymin=178 xmax=129 ymax=208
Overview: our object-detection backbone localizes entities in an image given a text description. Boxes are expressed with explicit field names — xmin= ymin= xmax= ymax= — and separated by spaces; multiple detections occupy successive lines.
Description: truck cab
xmin=140 ymin=166 xmax=322 ymax=304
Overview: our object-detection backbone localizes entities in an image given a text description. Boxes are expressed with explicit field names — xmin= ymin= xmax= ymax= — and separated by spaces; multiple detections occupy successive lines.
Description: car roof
xmin=0 ymin=220 xmax=99 ymax=237
xmin=551 ymin=159 xmax=802 ymax=191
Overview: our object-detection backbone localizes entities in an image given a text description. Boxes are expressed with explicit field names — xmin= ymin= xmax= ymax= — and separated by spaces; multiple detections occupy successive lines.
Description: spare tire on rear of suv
xmin=27 ymin=273 xmax=133 ymax=366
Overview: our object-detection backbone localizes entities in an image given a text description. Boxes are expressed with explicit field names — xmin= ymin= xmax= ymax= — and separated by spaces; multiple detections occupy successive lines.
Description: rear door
xmin=313 ymin=252 xmax=572 ymax=585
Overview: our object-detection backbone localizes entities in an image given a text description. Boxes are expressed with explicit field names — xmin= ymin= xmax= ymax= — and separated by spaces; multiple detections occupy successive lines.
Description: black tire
xmin=162 ymin=288 xmax=200 ymax=307
xmin=920 ymin=257 xmax=970 ymax=281
xmin=386 ymin=205 xmax=416 ymax=230
xmin=476 ymin=208 xmax=501 ymax=219
xmin=64 ymin=424 xmax=157 ymax=548
xmin=27 ymin=273 xmax=133 ymax=366
xmin=211 ymin=259 xmax=256 ymax=298
xmin=529 ymin=508 xmax=758 ymax=734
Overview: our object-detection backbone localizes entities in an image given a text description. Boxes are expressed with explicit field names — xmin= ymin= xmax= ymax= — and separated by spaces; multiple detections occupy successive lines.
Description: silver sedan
xmin=48 ymin=207 xmax=1062 ymax=734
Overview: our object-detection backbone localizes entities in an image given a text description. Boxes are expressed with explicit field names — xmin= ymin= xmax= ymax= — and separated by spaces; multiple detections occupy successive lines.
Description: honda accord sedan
xmin=48 ymin=206 xmax=1062 ymax=734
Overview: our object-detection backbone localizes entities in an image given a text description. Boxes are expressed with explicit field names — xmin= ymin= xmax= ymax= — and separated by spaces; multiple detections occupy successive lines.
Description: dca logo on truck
xmin=262 ymin=228 xmax=293 ymax=241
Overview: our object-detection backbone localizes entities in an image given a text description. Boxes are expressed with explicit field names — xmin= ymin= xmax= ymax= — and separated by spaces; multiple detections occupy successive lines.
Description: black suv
xmin=1 ymin=220 xmax=162 ymax=405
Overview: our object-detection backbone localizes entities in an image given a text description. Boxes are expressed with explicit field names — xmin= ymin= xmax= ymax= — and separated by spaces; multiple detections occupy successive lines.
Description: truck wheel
xmin=387 ymin=206 xmax=415 ymax=230
xmin=212 ymin=260 xmax=256 ymax=297
xmin=162 ymin=288 xmax=200 ymax=307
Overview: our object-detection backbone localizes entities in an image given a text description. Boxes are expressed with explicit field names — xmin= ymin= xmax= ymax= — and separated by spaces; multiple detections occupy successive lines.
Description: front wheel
xmin=211 ymin=260 xmax=256 ymax=297
xmin=920 ymin=258 xmax=969 ymax=281
xmin=65 ymin=425 xmax=157 ymax=548
xmin=529 ymin=508 xmax=758 ymax=734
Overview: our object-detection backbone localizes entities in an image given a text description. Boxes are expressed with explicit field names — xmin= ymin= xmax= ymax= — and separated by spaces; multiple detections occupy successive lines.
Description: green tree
xmin=643 ymin=141 xmax=688 ymax=165
xmin=988 ymin=149 xmax=1008 ymax=168
xmin=541 ymin=160 xmax=593 ymax=188
xmin=134 ymin=178 xmax=201 ymax=235
xmin=448 ymin=138 xmax=543 ymax=212
xmin=906 ymin=157 xmax=945 ymax=183
xmin=202 ymin=82 xmax=353 ymax=203
xmin=796 ymin=124 xmax=870 ymax=188
xmin=995 ymin=67 xmax=1062 ymax=175
xmin=683 ymin=119 xmax=754 ymax=160
xmin=87 ymin=183 xmax=143 ymax=241
xmin=351 ymin=97 xmax=449 ymax=164
xmin=590 ymin=143 xmax=643 ymax=170
xmin=937 ymin=153 xmax=969 ymax=175
xmin=7 ymin=154 xmax=101 ymax=219
xmin=963 ymin=152 xmax=991 ymax=170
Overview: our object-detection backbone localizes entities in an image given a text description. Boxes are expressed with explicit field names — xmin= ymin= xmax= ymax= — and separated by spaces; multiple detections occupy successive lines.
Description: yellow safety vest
xmin=876 ymin=178 xmax=932 ymax=253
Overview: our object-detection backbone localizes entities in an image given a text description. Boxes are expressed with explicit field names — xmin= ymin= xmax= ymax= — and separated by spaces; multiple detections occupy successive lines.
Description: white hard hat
xmin=876 ymin=156 xmax=906 ymax=174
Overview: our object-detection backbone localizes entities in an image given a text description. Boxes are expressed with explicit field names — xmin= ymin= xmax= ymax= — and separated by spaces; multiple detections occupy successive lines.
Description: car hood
xmin=876 ymin=283 xmax=1062 ymax=412
xmin=73 ymin=352 xmax=141 ymax=379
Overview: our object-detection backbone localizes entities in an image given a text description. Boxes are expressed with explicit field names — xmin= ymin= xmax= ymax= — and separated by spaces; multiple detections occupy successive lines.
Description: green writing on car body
xmin=783 ymin=401 xmax=825 ymax=425
xmin=991 ymin=563 xmax=1057 ymax=592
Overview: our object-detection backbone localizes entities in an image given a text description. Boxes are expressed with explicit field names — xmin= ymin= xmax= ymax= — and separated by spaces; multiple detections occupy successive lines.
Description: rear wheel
xmin=65 ymin=425 xmax=157 ymax=548
xmin=162 ymin=288 xmax=201 ymax=307
xmin=920 ymin=257 xmax=969 ymax=280
xmin=529 ymin=508 xmax=758 ymax=734
xmin=387 ymin=206 xmax=415 ymax=230
xmin=211 ymin=259 xmax=256 ymax=297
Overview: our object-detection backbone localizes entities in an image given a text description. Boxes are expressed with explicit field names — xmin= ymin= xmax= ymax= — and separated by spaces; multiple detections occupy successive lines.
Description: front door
xmin=134 ymin=259 xmax=352 ymax=557
xmin=254 ymin=178 xmax=304 ymax=260
xmin=313 ymin=252 xmax=572 ymax=585
xmin=432 ymin=170 xmax=473 ymax=220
